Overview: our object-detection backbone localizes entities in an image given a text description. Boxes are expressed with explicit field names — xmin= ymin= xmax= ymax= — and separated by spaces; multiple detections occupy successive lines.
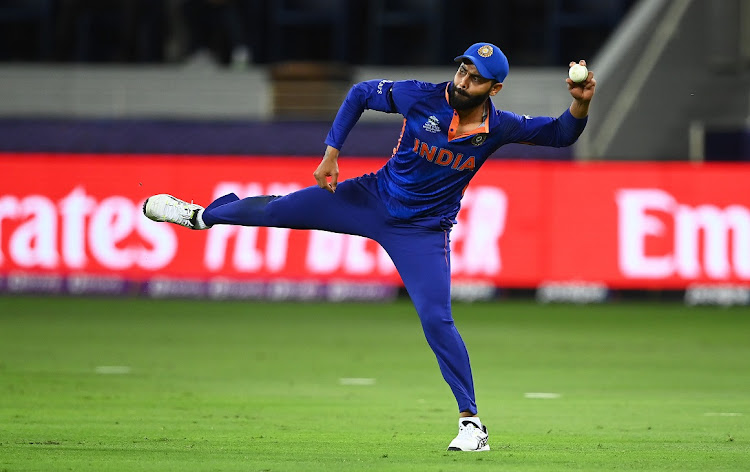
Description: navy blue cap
xmin=453 ymin=42 xmax=509 ymax=83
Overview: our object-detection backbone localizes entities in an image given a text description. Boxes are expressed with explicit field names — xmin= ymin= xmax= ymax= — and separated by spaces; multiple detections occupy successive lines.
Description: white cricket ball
xmin=569 ymin=64 xmax=588 ymax=83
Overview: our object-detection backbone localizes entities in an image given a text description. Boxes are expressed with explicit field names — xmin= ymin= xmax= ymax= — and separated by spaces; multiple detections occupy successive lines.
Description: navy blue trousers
xmin=201 ymin=173 xmax=477 ymax=414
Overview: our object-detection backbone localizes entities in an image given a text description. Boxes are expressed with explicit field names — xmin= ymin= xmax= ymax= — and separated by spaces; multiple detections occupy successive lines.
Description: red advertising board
xmin=2 ymin=153 xmax=749 ymax=289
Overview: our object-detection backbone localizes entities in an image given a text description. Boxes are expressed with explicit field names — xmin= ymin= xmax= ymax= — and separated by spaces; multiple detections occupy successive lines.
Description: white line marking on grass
xmin=339 ymin=377 xmax=376 ymax=386
xmin=524 ymin=392 xmax=561 ymax=399
xmin=704 ymin=412 xmax=742 ymax=417
xmin=94 ymin=366 xmax=132 ymax=375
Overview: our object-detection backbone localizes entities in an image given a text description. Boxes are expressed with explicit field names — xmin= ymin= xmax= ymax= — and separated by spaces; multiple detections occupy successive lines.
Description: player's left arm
xmin=502 ymin=62 xmax=596 ymax=147
xmin=566 ymin=60 xmax=596 ymax=119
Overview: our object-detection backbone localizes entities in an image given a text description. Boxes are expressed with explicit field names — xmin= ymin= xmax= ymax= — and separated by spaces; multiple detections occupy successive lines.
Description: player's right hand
xmin=314 ymin=146 xmax=340 ymax=193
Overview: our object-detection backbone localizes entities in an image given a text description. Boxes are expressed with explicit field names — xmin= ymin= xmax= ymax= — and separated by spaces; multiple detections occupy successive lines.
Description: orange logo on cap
xmin=477 ymin=45 xmax=493 ymax=58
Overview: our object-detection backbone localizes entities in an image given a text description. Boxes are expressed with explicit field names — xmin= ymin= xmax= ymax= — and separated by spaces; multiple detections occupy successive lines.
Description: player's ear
xmin=489 ymin=83 xmax=503 ymax=96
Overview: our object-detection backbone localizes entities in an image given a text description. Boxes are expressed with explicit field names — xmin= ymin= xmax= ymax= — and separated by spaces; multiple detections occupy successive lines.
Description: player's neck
xmin=456 ymin=101 xmax=488 ymax=125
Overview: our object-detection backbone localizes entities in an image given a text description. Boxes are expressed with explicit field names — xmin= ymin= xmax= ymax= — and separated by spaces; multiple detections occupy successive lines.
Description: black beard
xmin=449 ymin=85 xmax=490 ymax=111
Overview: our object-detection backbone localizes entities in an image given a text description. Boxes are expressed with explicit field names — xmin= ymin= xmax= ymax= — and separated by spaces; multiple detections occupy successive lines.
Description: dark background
xmin=0 ymin=0 xmax=637 ymax=67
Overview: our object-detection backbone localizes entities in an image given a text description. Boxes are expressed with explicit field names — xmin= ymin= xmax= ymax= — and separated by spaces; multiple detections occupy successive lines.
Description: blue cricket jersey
xmin=325 ymin=79 xmax=588 ymax=221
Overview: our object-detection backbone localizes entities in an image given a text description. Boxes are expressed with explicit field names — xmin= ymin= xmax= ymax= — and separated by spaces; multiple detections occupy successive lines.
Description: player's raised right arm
xmin=324 ymin=80 xmax=398 ymax=151
xmin=318 ymin=80 xmax=400 ymax=192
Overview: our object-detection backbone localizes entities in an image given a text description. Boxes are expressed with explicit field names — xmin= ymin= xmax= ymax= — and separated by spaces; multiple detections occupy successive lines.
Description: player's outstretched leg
xmin=142 ymin=194 xmax=210 ymax=230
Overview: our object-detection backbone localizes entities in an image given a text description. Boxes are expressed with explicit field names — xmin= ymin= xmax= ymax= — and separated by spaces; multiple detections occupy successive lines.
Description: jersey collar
xmin=444 ymin=83 xmax=493 ymax=141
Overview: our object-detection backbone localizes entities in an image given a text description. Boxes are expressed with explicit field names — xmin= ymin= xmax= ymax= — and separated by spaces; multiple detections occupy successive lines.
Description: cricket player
xmin=143 ymin=42 xmax=597 ymax=451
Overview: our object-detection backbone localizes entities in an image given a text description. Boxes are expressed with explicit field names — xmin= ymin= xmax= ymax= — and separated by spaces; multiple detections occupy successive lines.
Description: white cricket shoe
xmin=447 ymin=417 xmax=490 ymax=451
xmin=142 ymin=194 xmax=208 ymax=230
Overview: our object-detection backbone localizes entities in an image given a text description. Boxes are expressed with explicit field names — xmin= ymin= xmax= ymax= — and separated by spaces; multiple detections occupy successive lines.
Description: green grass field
xmin=1 ymin=296 xmax=748 ymax=471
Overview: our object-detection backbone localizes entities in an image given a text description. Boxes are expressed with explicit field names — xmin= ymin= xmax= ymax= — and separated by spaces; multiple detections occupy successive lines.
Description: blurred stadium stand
xmin=578 ymin=0 xmax=750 ymax=161
xmin=53 ymin=0 xmax=166 ymax=63
xmin=366 ymin=0 xmax=445 ymax=65
xmin=0 ymin=0 xmax=748 ymax=161
xmin=0 ymin=0 xmax=55 ymax=60
xmin=268 ymin=0 xmax=351 ymax=63
xmin=0 ymin=0 xmax=638 ymax=67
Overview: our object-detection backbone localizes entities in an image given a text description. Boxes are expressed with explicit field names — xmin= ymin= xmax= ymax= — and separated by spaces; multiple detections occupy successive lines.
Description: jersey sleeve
xmin=324 ymin=79 xmax=397 ymax=150
xmin=499 ymin=108 xmax=588 ymax=147
xmin=324 ymin=79 xmax=426 ymax=150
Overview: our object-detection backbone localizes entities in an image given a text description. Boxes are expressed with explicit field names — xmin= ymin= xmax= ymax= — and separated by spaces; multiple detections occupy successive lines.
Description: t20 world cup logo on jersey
xmin=423 ymin=116 xmax=441 ymax=133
